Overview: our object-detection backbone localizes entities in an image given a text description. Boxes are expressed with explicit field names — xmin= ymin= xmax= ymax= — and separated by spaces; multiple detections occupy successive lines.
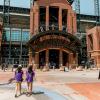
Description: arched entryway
xmin=28 ymin=31 xmax=80 ymax=70
xmin=39 ymin=50 xmax=46 ymax=69
xmin=49 ymin=49 xmax=59 ymax=69
xmin=38 ymin=49 xmax=70 ymax=69
xmin=63 ymin=51 xmax=69 ymax=66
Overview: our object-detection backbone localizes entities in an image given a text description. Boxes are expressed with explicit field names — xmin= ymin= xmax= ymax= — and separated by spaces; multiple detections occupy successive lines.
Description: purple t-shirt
xmin=26 ymin=70 xmax=35 ymax=82
xmin=15 ymin=70 xmax=23 ymax=82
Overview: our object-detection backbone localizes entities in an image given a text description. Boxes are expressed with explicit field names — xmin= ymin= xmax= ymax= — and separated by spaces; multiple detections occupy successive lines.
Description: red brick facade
xmin=86 ymin=26 xmax=100 ymax=68
xmin=29 ymin=0 xmax=78 ymax=70
xmin=30 ymin=0 xmax=77 ymax=35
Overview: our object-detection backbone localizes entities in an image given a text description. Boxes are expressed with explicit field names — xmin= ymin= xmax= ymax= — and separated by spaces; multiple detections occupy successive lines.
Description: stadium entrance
xmin=39 ymin=49 xmax=59 ymax=69
xmin=28 ymin=0 xmax=80 ymax=71
xmin=28 ymin=31 xmax=80 ymax=70
xmin=38 ymin=49 xmax=69 ymax=69
xmin=49 ymin=49 xmax=59 ymax=69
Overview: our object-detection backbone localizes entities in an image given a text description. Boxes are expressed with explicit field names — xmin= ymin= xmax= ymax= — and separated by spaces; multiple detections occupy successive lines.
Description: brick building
xmin=87 ymin=26 xmax=100 ymax=68
xmin=0 ymin=0 xmax=99 ymax=68
xmin=28 ymin=0 xmax=80 ymax=71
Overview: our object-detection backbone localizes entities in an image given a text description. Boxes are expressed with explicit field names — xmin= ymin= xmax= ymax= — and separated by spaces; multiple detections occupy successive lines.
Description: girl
xmin=26 ymin=64 xmax=35 ymax=96
xmin=14 ymin=65 xmax=23 ymax=97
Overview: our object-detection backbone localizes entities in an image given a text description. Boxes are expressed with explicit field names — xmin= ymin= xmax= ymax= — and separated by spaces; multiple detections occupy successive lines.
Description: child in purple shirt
xmin=26 ymin=64 xmax=35 ymax=96
xmin=14 ymin=65 xmax=23 ymax=97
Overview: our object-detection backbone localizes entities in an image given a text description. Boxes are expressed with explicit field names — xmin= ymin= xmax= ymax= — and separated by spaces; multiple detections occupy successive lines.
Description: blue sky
xmin=0 ymin=0 xmax=99 ymax=15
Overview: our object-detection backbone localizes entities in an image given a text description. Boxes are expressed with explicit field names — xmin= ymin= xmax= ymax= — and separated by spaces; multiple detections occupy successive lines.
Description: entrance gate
xmin=38 ymin=49 xmax=69 ymax=69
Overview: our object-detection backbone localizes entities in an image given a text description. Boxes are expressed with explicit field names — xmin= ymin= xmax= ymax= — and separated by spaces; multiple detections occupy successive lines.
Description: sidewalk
xmin=0 ymin=69 xmax=100 ymax=100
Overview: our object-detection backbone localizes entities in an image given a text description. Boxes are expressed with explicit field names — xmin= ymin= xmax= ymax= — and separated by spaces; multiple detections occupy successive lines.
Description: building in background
xmin=0 ymin=6 xmax=30 ymax=67
xmin=86 ymin=26 xmax=100 ymax=68
xmin=28 ymin=0 xmax=80 ymax=71
xmin=0 ymin=0 xmax=99 ymax=67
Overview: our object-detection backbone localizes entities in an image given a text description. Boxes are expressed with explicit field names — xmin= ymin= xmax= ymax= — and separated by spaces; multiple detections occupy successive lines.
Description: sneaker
xmin=15 ymin=94 xmax=17 ymax=98
xmin=27 ymin=93 xmax=31 ymax=97
xmin=26 ymin=92 xmax=30 ymax=97
xmin=27 ymin=92 xmax=32 ymax=97
xmin=26 ymin=92 xmax=29 ymax=95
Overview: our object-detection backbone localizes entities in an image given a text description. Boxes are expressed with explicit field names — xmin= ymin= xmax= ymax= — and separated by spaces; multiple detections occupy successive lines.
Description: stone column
xmin=72 ymin=13 xmax=77 ymax=33
xmin=69 ymin=53 xmax=73 ymax=69
xmin=96 ymin=55 xmax=100 ymax=68
xmin=59 ymin=50 xmax=64 ymax=71
xmin=35 ymin=52 xmax=39 ymax=69
xmin=75 ymin=53 xmax=78 ymax=67
xmin=46 ymin=6 xmax=49 ymax=31
xmin=43 ymin=49 xmax=49 ymax=71
xmin=59 ymin=8 xmax=62 ymax=31
xmin=30 ymin=8 xmax=34 ymax=36
xmin=29 ymin=48 xmax=33 ymax=65
xmin=67 ymin=10 xmax=72 ymax=33
xmin=33 ymin=1 xmax=39 ymax=34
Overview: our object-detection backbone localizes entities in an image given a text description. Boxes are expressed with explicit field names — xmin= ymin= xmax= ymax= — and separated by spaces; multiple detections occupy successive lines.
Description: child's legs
xmin=27 ymin=82 xmax=30 ymax=92
xmin=17 ymin=82 xmax=21 ymax=94
xmin=15 ymin=82 xmax=19 ymax=94
xmin=29 ymin=82 xmax=33 ymax=93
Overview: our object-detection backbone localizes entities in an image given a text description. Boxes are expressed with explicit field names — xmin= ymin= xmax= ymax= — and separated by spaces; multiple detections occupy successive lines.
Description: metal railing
xmin=1 ymin=58 xmax=29 ymax=67
xmin=38 ymin=23 xmax=67 ymax=33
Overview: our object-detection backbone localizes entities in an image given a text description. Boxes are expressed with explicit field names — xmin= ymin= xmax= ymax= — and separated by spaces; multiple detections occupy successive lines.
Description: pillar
xmin=75 ymin=53 xmax=78 ymax=67
xmin=69 ymin=53 xmax=73 ymax=69
xmin=46 ymin=6 xmax=49 ymax=31
xmin=67 ymin=10 xmax=72 ymax=33
xmin=30 ymin=8 xmax=34 ymax=36
xmin=43 ymin=49 xmax=49 ymax=71
xmin=33 ymin=1 xmax=39 ymax=34
xmin=35 ymin=52 xmax=39 ymax=69
xmin=59 ymin=50 xmax=64 ymax=71
xmin=59 ymin=8 xmax=62 ymax=30
xmin=29 ymin=48 xmax=33 ymax=65
xmin=72 ymin=13 xmax=77 ymax=33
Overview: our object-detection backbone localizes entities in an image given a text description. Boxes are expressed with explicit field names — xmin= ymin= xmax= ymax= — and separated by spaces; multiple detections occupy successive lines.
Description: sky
xmin=0 ymin=0 xmax=99 ymax=15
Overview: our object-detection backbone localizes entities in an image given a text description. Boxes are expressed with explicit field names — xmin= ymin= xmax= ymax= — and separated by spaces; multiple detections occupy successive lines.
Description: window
xmin=22 ymin=31 xmax=29 ymax=42
xmin=11 ymin=30 xmax=21 ymax=41
xmin=2 ymin=29 xmax=10 ymax=41
xmin=3 ymin=28 xmax=29 ymax=42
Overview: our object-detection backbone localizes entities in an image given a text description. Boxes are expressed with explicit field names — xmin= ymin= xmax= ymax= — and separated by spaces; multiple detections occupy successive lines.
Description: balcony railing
xmin=38 ymin=23 xmax=67 ymax=33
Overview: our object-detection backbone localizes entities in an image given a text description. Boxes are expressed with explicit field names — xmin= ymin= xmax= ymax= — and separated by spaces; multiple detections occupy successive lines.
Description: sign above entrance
xmin=37 ymin=34 xmax=70 ymax=43
xmin=28 ymin=30 xmax=81 ymax=52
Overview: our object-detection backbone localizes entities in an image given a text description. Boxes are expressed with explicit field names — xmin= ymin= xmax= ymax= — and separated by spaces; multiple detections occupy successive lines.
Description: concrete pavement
xmin=0 ymin=69 xmax=100 ymax=100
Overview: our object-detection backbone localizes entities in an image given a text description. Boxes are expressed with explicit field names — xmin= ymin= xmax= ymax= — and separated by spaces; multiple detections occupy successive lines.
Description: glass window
xmin=11 ymin=30 xmax=21 ymax=41
xmin=2 ymin=29 xmax=10 ymax=41
xmin=2 ymin=28 xmax=29 ymax=42
xmin=22 ymin=31 xmax=29 ymax=42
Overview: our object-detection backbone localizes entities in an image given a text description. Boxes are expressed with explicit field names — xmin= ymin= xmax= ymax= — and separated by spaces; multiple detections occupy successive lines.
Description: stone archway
xmin=28 ymin=31 xmax=80 ymax=70
xmin=37 ymin=49 xmax=71 ymax=70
